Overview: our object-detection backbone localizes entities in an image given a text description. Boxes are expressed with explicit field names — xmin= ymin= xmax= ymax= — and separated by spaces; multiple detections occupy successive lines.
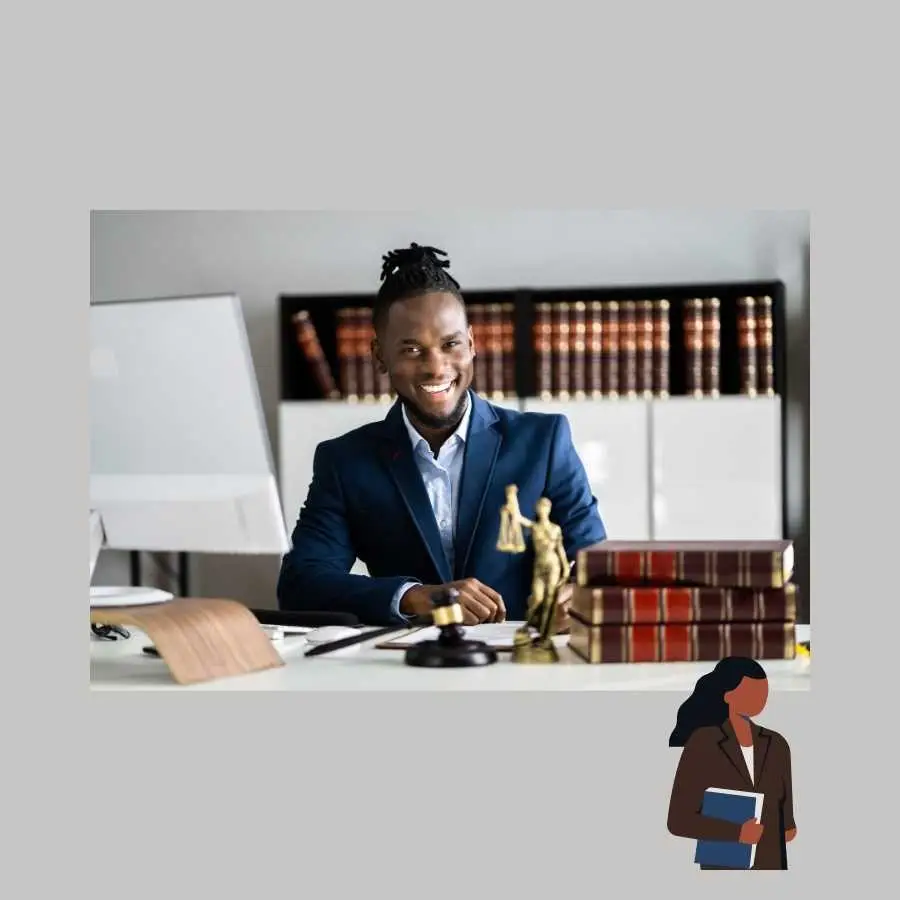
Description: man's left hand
xmin=554 ymin=582 xmax=573 ymax=634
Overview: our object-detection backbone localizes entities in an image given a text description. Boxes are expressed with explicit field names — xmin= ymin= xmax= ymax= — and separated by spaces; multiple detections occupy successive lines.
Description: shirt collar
xmin=401 ymin=390 xmax=471 ymax=453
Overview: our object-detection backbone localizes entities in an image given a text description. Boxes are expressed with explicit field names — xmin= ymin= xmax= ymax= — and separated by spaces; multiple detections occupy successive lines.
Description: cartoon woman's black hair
xmin=668 ymin=657 xmax=767 ymax=747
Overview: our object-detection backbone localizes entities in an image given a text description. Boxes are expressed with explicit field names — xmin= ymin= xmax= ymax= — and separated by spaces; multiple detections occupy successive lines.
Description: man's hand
xmin=785 ymin=827 xmax=797 ymax=842
xmin=553 ymin=582 xmax=574 ymax=634
xmin=401 ymin=579 xmax=506 ymax=624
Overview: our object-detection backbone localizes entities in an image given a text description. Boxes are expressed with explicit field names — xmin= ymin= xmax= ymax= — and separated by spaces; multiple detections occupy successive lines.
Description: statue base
xmin=511 ymin=639 xmax=560 ymax=665
xmin=405 ymin=638 xmax=498 ymax=668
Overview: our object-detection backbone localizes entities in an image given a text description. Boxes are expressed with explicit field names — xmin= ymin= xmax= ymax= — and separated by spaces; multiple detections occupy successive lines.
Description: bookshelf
xmin=276 ymin=281 xmax=788 ymax=551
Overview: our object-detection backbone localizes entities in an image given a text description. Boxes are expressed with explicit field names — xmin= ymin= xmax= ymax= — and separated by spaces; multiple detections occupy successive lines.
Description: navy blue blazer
xmin=277 ymin=391 xmax=607 ymax=624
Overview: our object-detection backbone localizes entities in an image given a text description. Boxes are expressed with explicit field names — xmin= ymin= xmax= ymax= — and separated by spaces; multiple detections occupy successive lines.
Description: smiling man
xmin=277 ymin=243 xmax=607 ymax=626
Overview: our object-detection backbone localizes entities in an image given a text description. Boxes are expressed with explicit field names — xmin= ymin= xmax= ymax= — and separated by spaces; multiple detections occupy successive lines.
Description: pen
xmin=304 ymin=617 xmax=431 ymax=658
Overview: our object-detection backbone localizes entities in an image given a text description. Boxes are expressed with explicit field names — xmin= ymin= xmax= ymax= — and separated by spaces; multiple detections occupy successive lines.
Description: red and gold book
xmin=291 ymin=310 xmax=340 ymax=399
xmin=533 ymin=303 xmax=553 ymax=399
xmin=755 ymin=295 xmax=775 ymax=396
xmin=335 ymin=308 xmax=358 ymax=401
xmin=737 ymin=296 xmax=758 ymax=396
xmin=575 ymin=540 xmax=794 ymax=590
xmin=587 ymin=301 xmax=603 ymax=397
xmin=701 ymin=297 xmax=721 ymax=397
xmin=552 ymin=302 xmax=571 ymax=399
xmin=636 ymin=299 xmax=654 ymax=397
xmin=568 ymin=616 xmax=796 ymax=664
xmin=354 ymin=307 xmax=376 ymax=402
xmin=652 ymin=299 xmax=670 ymax=397
xmin=486 ymin=302 xmax=504 ymax=398
xmin=469 ymin=304 xmax=487 ymax=395
xmin=683 ymin=298 xmax=704 ymax=397
xmin=601 ymin=301 xmax=619 ymax=397
xmin=619 ymin=300 xmax=638 ymax=398
xmin=570 ymin=583 xmax=798 ymax=625
xmin=571 ymin=301 xmax=588 ymax=400
xmin=500 ymin=302 xmax=516 ymax=398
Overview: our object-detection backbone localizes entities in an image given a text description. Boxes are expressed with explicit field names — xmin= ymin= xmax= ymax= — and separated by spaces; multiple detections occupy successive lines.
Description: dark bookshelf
xmin=279 ymin=280 xmax=787 ymax=404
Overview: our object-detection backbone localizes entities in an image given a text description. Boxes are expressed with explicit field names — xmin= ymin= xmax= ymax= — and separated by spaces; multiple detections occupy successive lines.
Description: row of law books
xmin=567 ymin=540 xmax=797 ymax=664
xmin=290 ymin=294 xmax=778 ymax=402
xmin=684 ymin=295 xmax=776 ymax=398
xmin=536 ymin=296 xmax=776 ymax=400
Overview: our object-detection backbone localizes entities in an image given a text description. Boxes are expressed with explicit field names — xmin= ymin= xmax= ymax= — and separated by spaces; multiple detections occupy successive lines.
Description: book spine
xmin=570 ymin=584 xmax=797 ymax=625
xmin=601 ymin=301 xmax=619 ymax=397
xmin=636 ymin=299 xmax=654 ymax=398
xmin=619 ymin=300 xmax=638 ymax=398
xmin=575 ymin=548 xmax=791 ymax=589
xmin=684 ymin=298 xmax=704 ymax=397
xmin=487 ymin=303 xmax=504 ymax=399
xmin=501 ymin=302 xmax=516 ymax=398
xmin=755 ymin=295 xmax=775 ymax=396
xmin=702 ymin=298 xmax=721 ymax=397
xmin=568 ymin=618 xmax=796 ymax=664
xmin=571 ymin=301 xmax=587 ymax=400
xmin=355 ymin=307 xmax=376 ymax=402
xmin=470 ymin=305 xmax=487 ymax=395
xmin=291 ymin=311 xmax=341 ymax=399
xmin=588 ymin=301 xmax=603 ymax=397
xmin=533 ymin=303 xmax=553 ymax=400
xmin=737 ymin=296 xmax=758 ymax=396
xmin=553 ymin=302 xmax=571 ymax=400
xmin=652 ymin=299 xmax=670 ymax=397
xmin=336 ymin=308 xmax=358 ymax=401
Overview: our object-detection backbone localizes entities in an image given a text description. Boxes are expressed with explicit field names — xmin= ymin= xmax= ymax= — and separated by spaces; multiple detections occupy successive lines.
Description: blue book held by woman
xmin=694 ymin=787 xmax=764 ymax=867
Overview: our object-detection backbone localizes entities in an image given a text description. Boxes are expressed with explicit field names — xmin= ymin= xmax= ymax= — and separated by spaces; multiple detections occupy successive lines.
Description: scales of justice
xmin=496 ymin=484 xmax=573 ymax=664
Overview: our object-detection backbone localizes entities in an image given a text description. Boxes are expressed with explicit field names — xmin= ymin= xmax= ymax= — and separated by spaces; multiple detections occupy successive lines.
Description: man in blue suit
xmin=277 ymin=243 xmax=607 ymax=626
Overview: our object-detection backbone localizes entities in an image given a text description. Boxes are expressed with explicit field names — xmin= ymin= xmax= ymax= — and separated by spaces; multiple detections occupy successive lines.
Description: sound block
xmin=405 ymin=638 xmax=498 ymax=668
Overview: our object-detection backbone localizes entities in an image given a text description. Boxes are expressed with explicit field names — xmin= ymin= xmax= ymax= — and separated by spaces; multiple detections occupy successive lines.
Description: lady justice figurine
xmin=497 ymin=485 xmax=572 ymax=663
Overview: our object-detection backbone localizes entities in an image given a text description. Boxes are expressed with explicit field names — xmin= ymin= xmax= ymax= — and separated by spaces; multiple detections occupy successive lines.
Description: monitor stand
xmin=89 ymin=511 xmax=174 ymax=607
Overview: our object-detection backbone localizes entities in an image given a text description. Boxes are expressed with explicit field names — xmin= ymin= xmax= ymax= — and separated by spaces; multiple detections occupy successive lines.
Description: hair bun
xmin=380 ymin=242 xmax=451 ymax=282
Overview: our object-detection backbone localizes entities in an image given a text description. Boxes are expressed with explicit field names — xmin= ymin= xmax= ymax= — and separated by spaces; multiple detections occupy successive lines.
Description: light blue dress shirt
xmin=389 ymin=394 xmax=472 ymax=619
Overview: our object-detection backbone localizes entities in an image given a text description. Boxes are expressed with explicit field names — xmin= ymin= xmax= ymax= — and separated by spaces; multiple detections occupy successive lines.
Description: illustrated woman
xmin=667 ymin=657 xmax=797 ymax=870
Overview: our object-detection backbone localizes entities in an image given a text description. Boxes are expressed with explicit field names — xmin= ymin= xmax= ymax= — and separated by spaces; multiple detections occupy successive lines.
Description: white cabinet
xmin=522 ymin=398 xmax=652 ymax=540
xmin=278 ymin=399 xmax=393 ymax=524
xmin=276 ymin=395 xmax=784 ymax=556
xmin=650 ymin=396 xmax=782 ymax=540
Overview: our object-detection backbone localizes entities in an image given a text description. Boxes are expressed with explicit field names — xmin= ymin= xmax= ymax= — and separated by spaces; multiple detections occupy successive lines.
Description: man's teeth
xmin=421 ymin=381 xmax=453 ymax=394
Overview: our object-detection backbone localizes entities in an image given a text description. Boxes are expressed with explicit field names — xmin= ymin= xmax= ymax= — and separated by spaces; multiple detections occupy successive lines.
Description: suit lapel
xmin=717 ymin=721 xmax=755 ymax=788
xmin=753 ymin=725 xmax=772 ymax=787
xmin=379 ymin=401 xmax=453 ymax=583
xmin=454 ymin=394 xmax=502 ymax=577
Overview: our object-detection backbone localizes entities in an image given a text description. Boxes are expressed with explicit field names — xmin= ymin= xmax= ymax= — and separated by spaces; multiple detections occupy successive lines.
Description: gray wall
xmin=90 ymin=210 xmax=810 ymax=614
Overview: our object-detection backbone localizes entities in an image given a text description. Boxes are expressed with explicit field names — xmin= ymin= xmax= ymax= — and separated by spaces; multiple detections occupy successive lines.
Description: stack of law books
xmin=567 ymin=540 xmax=797 ymax=664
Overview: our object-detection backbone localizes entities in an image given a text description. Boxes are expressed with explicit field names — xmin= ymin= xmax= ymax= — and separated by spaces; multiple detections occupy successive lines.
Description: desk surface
xmin=90 ymin=623 xmax=811 ymax=692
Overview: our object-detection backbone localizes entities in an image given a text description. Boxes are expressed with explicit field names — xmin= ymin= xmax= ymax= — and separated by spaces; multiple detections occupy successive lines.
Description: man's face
xmin=374 ymin=291 xmax=474 ymax=430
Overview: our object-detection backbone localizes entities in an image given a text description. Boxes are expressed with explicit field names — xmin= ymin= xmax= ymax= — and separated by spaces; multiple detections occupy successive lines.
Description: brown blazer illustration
xmin=667 ymin=657 xmax=797 ymax=870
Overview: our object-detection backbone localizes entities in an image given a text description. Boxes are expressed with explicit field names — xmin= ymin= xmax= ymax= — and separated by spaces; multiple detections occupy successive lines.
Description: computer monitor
xmin=90 ymin=293 xmax=290 ymax=607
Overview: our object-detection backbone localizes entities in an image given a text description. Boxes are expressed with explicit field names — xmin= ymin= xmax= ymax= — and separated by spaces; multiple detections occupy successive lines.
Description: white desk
xmin=90 ymin=623 xmax=811 ymax=692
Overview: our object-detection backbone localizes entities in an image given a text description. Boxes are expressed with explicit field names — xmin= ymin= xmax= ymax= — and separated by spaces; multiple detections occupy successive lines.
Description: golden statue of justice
xmin=497 ymin=485 xmax=573 ymax=664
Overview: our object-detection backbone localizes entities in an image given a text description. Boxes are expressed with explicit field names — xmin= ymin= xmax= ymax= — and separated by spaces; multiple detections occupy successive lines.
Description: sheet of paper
xmin=394 ymin=622 xmax=531 ymax=647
